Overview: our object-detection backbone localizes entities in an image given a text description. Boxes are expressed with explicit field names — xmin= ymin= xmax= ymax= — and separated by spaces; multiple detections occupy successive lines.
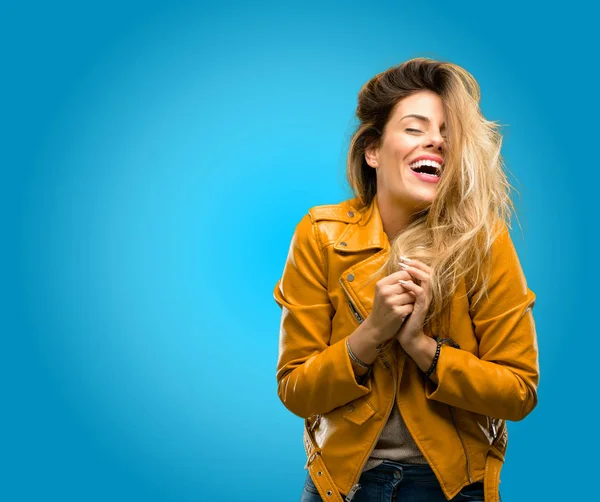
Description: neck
xmin=375 ymin=191 xmax=424 ymax=242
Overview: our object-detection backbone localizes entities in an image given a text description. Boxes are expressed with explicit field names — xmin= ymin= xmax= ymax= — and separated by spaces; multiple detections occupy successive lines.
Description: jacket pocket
xmin=342 ymin=398 xmax=376 ymax=426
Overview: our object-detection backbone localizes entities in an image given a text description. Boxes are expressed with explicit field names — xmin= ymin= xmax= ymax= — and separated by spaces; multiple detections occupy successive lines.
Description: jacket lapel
xmin=333 ymin=195 xmax=389 ymax=253
xmin=337 ymin=195 xmax=391 ymax=318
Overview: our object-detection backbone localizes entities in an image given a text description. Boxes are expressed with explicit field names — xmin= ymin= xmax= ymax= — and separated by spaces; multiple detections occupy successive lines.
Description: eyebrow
xmin=400 ymin=114 xmax=446 ymax=128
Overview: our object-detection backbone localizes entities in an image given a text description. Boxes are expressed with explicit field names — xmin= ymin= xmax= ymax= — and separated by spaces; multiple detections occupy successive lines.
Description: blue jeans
xmin=300 ymin=460 xmax=500 ymax=501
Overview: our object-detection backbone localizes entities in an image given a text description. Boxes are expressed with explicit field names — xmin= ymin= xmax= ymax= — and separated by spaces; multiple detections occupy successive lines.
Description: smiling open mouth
xmin=409 ymin=159 xmax=442 ymax=177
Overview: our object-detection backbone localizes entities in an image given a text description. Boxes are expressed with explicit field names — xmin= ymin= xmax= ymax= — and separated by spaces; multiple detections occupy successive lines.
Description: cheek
xmin=391 ymin=136 xmax=419 ymax=160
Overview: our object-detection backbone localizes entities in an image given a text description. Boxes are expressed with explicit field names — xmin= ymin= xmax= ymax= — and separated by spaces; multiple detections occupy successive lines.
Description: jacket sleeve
xmin=425 ymin=223 xmax=539 ymax=421
xmin=274 ymin=213 xmax=371 ymax=418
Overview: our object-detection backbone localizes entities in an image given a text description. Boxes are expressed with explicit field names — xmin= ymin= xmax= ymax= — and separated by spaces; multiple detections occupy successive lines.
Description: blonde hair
xmin=347 ymin=57 xmax=514 ymax=334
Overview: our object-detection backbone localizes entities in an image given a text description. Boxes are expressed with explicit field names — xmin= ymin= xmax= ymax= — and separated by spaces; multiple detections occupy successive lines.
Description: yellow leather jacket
xmin=274 ymin=196 xmax=539 ymax=501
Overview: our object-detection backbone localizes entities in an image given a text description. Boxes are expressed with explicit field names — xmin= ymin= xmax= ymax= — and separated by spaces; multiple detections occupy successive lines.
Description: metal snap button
xmin=317 ymin=471 xmax=322 ymax=476
xmin=347 ymin=274 xmax=354 ymax=282
xmin=346 ymin=404 xmax=354 ymax=413
xmin=327 ymin=490 xmax=333 ymax=496
xmin=394 ymin=470 xmax=402 ymax=479
xmin=340 ymin=241 xmax=347 ymax=246
xmin=348 ymin=211 xmax=354 ymax=217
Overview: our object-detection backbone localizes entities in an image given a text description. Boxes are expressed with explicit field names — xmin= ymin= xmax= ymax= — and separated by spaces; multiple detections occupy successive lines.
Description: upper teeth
xmin=409 ymin=159 xmax=442 ymax=171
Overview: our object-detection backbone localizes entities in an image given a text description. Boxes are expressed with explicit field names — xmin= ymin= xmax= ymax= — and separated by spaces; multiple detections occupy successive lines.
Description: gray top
xmin=362 ymin=401 xmax=428 ymax=472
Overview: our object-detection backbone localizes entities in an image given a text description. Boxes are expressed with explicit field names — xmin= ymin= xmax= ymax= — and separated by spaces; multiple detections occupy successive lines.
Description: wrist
xmin=402 ymin=332 xmax=438 ymax=374
xmin=363 ymin=317 xmax=392 ymax=350
xmin=346 ymin=337 xmax=372 ymax=370
xmin=401 ymin=330 xmax=429 ymax=353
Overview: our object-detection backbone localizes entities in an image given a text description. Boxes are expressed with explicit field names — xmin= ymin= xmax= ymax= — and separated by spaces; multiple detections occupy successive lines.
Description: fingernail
xmin=400 ymin=256 xmax=411 ymax=263
xmin=399 ymin=263 xmax=409 ymax=269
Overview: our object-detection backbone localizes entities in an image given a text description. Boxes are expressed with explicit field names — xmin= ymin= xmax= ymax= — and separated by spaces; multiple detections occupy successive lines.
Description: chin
xmin=411 ymin=194 xmax=436 ymax=212
xmin=412 ymin=191 xmax=437 ymax=204
xmin=388 ymin=187 xmax=437 ymax=210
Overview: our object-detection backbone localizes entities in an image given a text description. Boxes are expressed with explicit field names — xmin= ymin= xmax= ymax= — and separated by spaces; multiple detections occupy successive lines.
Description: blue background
xmin=3 ymin=1 xmax=594 ymax=500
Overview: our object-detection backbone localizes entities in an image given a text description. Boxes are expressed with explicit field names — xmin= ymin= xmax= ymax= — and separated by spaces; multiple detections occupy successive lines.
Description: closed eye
xmin=405 ymin=128 xmax=422 ymax=133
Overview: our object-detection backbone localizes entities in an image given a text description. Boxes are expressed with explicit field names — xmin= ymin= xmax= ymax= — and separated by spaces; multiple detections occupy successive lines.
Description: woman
xmin=273 ymin=58 xmax=538 ymax=502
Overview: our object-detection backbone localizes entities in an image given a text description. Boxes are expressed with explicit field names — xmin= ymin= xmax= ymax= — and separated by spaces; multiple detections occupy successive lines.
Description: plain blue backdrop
xmin=2 ymin=1 xmax=595 ymax=500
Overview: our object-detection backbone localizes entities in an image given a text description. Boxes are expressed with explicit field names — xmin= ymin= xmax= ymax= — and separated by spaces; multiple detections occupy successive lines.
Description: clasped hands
xmin=368 ymin=256 xmax=433 ymax=351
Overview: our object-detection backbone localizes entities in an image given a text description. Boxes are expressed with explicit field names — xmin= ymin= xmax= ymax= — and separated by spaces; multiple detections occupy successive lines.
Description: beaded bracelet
xmin=424 ymin=336 xmax=460 ymax=379
xmin=346 ymin=337 xmax=373 ymax=370
xmin=425 ymin=339 xmax=442 ymax=379
xmin=435 ymin=336 xmax=460 ymax=349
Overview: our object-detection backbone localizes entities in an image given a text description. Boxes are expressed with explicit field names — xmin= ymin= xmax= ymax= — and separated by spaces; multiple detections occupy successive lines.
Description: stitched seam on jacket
xmin=312 ymin=220 xmax=329 ymax=282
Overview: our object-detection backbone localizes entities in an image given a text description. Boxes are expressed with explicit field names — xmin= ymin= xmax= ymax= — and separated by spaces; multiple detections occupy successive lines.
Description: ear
xmin=364 ymin=143 xmax=379 ymax=168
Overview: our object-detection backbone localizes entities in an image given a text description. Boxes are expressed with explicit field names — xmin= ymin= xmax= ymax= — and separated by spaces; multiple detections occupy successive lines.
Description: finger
xmin=395 ymin=280 xmax=416 ymax=296
xmin=393 ymin=303 xmax=414 ymax=317
xmin=398 ymin=279 xmax=430 ymax=306
xmin=398 ymin=263 xmax=430 ymax=287
xmin=381 ymin=269 xmax=412 ymax=286
xmin=388 ymin=269 xmax=412 ymax=280
xmin=399 ymin=256 xmax=432 ymax=275
xmin=391 ymin=291 xmax=417 ymax=305
xmin=397 ymin=269 xmax=413 ymax=282
xmin=398 ymin=280 xmax=426 ymax=304
xmin=380 ymin=274 xmax=412 ymax=296
xmin=383 ymin=288 xmax=416 ymax=309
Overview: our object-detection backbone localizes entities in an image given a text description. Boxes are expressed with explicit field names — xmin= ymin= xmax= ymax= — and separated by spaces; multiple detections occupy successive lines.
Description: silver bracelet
xmin=346 ymin=337 xmax=372 ymax=370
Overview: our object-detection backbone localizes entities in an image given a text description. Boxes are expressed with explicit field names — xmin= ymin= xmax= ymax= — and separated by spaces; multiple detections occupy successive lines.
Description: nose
xmin=424 ymin=130 xmax=444 ymax=152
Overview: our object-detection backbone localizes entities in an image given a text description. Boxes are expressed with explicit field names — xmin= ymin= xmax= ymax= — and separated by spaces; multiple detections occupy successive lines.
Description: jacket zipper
xmin=345 ymin=348 xmax=397 ymax=501
xmin=449 ymin=407 xmax=472 ymax=483
xmin=339 ymin=277 xmax=397 ymax=501
xmin=489 ymin=416 xmax=498 ymax=442
xmin=339 ymin=278 xmax=364 ymax=324
xmin=348 ymin=300 xmax=364 ymax=324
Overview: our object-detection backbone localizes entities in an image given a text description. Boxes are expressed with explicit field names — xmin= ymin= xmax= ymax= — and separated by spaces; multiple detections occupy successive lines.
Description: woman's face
xmin=365 ymin=90 xmax=446 ymax=213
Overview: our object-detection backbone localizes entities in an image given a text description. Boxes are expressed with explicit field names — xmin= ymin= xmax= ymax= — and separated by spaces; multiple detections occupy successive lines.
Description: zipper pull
xmin=490 ymin=417 xmax=498 ymax=441
xmin=309 ymin=414 xmax=321 ymax=432
xmin=344 ymin=483 xmax=361 ymax=501
xmin=348 ymin=301 xmax=364 ymax=323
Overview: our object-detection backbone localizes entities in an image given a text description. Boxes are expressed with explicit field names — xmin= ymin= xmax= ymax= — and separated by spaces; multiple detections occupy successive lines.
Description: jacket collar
xmin=334 ymin=194 xmax=390 ymax=253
